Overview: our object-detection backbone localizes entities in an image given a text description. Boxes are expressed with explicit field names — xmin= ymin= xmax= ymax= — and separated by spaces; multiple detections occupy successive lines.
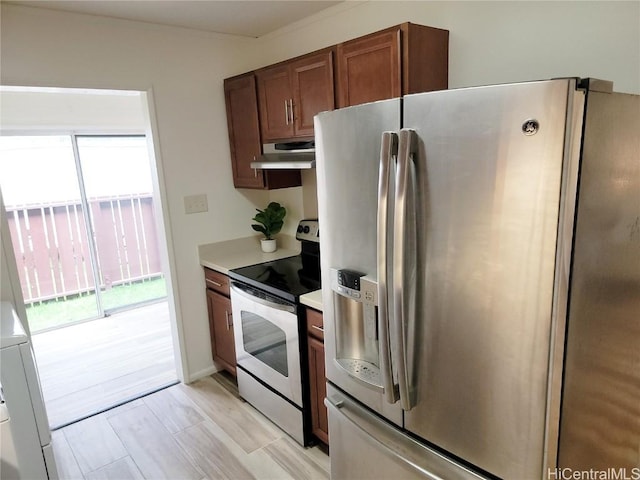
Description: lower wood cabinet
xmin=306 ymin=308 xmax=328 ymax=445
xmin=205 ymin=268 xmax=236 ymax=375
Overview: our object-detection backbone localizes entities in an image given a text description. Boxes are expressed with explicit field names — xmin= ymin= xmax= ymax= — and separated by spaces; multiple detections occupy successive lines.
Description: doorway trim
xmin=140 ymin=87 xmax=188 ymax=383
xmin=0 ymin=85 xmax=187 ymax=383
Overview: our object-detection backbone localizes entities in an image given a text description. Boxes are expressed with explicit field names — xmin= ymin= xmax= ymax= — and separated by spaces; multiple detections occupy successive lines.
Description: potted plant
xmin=251 ymin=202 xmax=286 ymax=252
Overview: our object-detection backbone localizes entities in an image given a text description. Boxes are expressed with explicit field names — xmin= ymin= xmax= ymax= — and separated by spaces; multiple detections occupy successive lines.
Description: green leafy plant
xmin=251 ymin=202 xmax=286 ymax=240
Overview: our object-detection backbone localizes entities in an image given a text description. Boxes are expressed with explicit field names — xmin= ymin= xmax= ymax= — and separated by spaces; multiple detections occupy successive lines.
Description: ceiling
xmin=4 ymin=1 xmax=344 ymax=38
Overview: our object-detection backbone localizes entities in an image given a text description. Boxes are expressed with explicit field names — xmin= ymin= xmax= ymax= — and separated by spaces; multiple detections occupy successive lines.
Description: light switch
xmin=184 ymin=194 xmax=208 ymax=214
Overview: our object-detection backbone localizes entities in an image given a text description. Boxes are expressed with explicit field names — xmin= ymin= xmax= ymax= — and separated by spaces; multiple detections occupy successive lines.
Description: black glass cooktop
xmin=228 ymin=255 xmax=321 ymax=303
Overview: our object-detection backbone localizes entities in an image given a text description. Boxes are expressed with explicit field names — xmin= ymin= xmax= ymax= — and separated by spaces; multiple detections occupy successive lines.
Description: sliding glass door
xmin=76 ymin=135 xmax=166 ymax=313
xmin=0 ymin=134 xmax=166 ymax=332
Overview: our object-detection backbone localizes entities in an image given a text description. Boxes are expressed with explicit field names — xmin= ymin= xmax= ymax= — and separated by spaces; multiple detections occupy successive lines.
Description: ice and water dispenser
xmin=330 ymin=268 xmax=382 ymax=390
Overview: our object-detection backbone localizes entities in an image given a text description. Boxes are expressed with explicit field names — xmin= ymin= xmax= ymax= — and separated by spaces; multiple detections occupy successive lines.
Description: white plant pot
xmin=261 ymin=238 xmax=277 ymax=253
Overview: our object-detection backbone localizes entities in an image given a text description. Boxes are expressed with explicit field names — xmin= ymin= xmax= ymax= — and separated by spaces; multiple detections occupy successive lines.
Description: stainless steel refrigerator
xmin=314 ymin=78 xmax=639 ymax=479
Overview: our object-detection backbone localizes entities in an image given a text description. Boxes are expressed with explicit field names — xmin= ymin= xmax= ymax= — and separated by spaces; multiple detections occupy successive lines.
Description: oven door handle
xmin=230 ymin=283 xmax=296 ymax=314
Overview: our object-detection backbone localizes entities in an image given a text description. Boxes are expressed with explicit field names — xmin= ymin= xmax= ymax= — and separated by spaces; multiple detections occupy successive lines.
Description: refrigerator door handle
xmin=326 ymin=392 xmax=483 ymax=479
xmin=377 ymin=131 xmax=399 ymax=404
xmin=393 ymin=128 xmax=417 ymax=411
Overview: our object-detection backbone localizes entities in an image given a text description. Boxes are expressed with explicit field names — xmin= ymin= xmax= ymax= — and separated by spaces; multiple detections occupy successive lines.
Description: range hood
xmin=251 ymin=142 xmax=316 ymax=169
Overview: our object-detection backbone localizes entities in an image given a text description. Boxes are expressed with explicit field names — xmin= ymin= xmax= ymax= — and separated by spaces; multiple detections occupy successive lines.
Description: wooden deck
xmin=31 ymin=301 xmax=177 ymax=429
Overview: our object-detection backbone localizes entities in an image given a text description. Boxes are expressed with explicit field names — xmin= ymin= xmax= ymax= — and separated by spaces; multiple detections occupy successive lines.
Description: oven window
xmin=240 ymin=311 xmax=288 ymax=376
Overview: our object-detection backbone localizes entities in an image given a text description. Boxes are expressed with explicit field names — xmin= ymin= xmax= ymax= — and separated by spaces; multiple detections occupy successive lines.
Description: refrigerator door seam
xmin=543 ymin=79 xmax=585 ymax=473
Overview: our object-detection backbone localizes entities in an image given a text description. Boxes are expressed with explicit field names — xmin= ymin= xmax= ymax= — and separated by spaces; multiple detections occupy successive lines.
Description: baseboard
xmin=187 ymin=365 xmax=219 ymax=383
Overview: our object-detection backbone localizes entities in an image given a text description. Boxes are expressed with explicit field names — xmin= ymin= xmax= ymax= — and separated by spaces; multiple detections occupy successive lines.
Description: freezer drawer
xmin=325 ymin=384 xmax=484 ymax=480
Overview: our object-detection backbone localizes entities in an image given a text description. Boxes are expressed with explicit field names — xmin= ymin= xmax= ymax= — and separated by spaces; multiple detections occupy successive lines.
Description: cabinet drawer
xmin=306 ymin=308 xmax=324 ymax=341
xmin=204 ymin=268 xmax=230 ymax=296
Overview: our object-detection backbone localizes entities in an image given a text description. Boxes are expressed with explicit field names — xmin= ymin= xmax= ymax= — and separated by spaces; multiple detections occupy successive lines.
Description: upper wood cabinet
xmin=224 ymin=73 xmax=301 ymax=189
xmin=256 ymin=65 xmax=293 ymax=141
xmin=291 ymin=52 xmax=335 ymax=137
xmin=336 ymin=23 xmax=449 ymax=108
xmin=223 ymin=23 xmax=448 ymax=189
xmin=256 ymin=50 xmax=335 ymax=142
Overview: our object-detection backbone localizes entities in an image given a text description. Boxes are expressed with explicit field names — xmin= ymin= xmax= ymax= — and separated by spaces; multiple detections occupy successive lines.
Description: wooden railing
xmin=6 ymin=194 xmax=163 ymax=304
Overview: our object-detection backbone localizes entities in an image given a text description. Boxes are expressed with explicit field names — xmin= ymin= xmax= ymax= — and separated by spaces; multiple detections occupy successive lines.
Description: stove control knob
xmin=303 ymin=226 xmax=310 ymax=234
xmin=297 ymin=225 xmax=304 ymax=233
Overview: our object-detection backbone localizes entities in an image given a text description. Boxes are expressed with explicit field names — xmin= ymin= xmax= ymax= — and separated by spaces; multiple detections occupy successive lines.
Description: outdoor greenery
xmin=26 ymin=277 xmax=167 ymax=333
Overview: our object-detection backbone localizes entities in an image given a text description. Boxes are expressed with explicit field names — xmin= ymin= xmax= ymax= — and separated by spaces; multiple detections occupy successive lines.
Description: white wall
xmin=1 ymin=1 xmax=638 ymax=381
xmin=0 ymin=5 xmax=273 ymax=380
xmin=229 ymin=1 xmax=640 ymax=95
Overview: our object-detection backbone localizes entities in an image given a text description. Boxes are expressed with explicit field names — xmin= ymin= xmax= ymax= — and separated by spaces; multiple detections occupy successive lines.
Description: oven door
xmin=230 ymin=282 xmax=302 ymax=407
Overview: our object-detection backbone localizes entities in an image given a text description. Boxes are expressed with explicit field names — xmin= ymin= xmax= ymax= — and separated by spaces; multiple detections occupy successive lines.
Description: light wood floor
xmin=31 ymin=301 xmax=177 ymax=428
xmin=53 ymin=373 xmax=330 ymax=480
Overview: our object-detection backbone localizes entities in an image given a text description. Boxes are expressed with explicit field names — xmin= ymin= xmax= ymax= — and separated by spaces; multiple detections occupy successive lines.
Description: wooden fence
xmin=6 ymin=194 xmax=163 ymax=304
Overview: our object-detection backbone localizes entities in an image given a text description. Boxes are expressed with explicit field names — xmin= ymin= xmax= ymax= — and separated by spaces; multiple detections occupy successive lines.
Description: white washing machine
xmin=1 ymin=301 xmax=58 ymax=479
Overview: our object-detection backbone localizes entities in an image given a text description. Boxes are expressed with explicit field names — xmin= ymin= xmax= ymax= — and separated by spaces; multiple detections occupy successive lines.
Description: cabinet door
xmin=224 ymin=74 xmax=265 ymax=189
xmin=337 ymin=28 xmax=401 ymax=108
xmin=256 ymin=65 xmax=294 ymax=142
xmin=207 ymin=289 xmax=236 ymax=375
xmin=306 ymin=307 xmax=324 ymax=341
xmin=308 ymin=335 xmax=329 ymax=444
xmin=291 ymin=51 xmax=335 ymax=138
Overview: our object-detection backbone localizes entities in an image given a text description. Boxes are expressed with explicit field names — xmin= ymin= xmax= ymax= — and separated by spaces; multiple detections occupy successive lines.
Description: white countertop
xmin=198 ymin=235 xmax=300 ymax=275
xmin=300 ymin=289 xmax=323 ymax=312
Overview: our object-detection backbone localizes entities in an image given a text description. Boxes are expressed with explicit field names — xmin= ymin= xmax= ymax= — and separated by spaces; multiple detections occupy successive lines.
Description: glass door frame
xmin=73 ymin=133 xmax=164 ymax=317
xmin=70 ymin=133 xmax=105 ymax=318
